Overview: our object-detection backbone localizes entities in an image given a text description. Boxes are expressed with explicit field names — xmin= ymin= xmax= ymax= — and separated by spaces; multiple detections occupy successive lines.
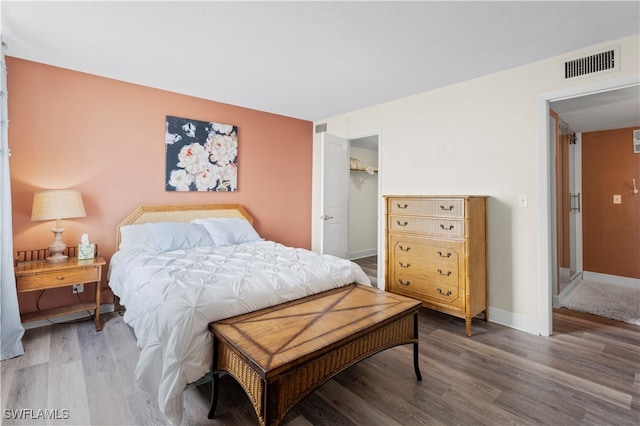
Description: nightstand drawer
xmin=16 ymin=267 xmax=100 ymax=292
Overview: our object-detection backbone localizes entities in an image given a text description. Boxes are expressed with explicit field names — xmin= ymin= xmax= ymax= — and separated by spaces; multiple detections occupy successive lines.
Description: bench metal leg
xmin=413 ymin=312 xmax=422 ymax=381
xmin=208 ymin=339 xmax=220 ymax=418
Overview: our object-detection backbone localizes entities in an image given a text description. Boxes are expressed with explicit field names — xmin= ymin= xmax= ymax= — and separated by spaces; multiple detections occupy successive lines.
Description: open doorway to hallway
xmin=549 ymin=86 xmax=640 ymax=327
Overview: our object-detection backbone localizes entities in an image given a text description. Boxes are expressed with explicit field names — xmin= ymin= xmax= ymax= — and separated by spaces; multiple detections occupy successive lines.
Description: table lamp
xmin=31 ymin=189 xmax=86 ymax=262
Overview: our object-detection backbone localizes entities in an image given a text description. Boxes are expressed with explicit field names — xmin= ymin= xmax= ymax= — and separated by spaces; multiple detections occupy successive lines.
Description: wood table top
xmin=15 ymin=256 xmax=106 ymax=275
xmin=209 ymin=284 xmax=421 ymax=378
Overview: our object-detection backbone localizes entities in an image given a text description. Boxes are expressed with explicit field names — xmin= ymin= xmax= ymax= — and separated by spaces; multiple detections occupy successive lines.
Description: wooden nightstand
xmin=15 ymin=254 xmax=106 ymax=331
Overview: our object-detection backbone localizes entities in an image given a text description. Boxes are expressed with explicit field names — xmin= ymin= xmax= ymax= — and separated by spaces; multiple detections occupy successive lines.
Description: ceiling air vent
xmin=562 ymin=46 xmax=619 ymax=79
xmin=315 ymin=123 xmax=327 ymax=134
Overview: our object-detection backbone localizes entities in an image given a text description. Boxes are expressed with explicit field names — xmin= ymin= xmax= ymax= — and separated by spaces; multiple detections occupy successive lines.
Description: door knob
xmin=322 ymin=215 xmax=334 ymax=220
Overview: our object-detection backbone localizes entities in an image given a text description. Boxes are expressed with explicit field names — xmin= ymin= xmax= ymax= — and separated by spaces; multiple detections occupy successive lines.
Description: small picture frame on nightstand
xmin=78 ymin=243 xmax=95 ymax=260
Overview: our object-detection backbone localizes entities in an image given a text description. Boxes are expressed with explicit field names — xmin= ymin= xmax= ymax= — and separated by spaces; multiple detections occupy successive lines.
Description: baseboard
xmin=487 ymin=306 xmax=541 ymax=336
xmin=583 ymin=271 xmax=640 ymax=288
xmin=21 ymin=303 xmax=116 ymax=330
xmin=348 ymin=248 xmax=377 ymax=260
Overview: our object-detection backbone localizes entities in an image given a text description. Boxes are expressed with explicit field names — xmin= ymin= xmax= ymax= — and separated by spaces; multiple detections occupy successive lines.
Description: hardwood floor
xmin=2 ymin=263 xmax=638 ymax=425
xmin=351 ymin=255 xmax=378 ymax=288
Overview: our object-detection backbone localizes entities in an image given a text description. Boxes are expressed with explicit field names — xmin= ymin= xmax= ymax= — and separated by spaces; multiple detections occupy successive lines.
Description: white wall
xmin=348 ymin=146 xmax=378 ymax=259
xmin=312 ymin=35 xmax=640 ymax=334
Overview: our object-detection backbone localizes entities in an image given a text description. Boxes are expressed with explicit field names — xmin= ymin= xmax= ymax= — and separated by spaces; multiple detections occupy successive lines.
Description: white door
xmin=320 ymin=133 xmax=349 ymax=258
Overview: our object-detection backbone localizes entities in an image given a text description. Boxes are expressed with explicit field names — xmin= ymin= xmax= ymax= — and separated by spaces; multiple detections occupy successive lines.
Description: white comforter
xmin=108 ymin=240 xmax=370 ymax=424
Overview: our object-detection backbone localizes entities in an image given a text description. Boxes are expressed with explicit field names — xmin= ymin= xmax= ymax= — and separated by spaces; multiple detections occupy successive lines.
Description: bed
xmin=106 ymin=204 xmax=371 ymax=425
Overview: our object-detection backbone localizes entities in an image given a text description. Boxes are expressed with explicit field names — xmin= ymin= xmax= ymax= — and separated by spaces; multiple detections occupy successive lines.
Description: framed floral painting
xmin=165 ymin=115 xmax=238 ymax=191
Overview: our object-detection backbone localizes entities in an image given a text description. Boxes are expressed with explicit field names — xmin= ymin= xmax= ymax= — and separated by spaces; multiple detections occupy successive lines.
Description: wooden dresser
xmin=385 ymin=195 xmax=488 ymax=336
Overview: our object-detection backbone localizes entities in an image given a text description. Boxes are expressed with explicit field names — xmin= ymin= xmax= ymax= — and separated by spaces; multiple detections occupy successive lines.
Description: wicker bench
xmin=208 ymin=283 xmax=422 ymax=426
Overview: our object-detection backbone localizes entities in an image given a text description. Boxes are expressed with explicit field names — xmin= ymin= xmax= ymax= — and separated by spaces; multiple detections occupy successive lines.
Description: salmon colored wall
xmin=7 ymin=57 xmax=313 ymax=315
xmin=582 ymin=126 xmax=640 ymax=279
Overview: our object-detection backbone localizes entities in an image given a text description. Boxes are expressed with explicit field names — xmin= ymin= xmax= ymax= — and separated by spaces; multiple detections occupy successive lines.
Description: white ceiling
xmin=2 ymin=1 xmax=639 ymax=130
xmin=551 ymin=85 xmax=640 ymax=133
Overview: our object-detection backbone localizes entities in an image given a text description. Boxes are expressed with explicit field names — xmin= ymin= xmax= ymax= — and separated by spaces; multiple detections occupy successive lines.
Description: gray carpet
xmin=561 ymin=279 xmax=640 ymax=325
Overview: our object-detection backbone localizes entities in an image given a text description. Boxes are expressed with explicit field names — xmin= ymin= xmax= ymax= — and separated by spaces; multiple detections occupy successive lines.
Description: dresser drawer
xmin=16 ymin=267 xmax=100 ymax=292
xmin=390 ymin=236 xmax=462 ymax=270
xmin=389 ymin=198 xmax=464 ymax=218
xmin=390 ymin=264 xmax=461 ymax=296
xmin=389 ymin=275 xmax=463 ymax=308
xmin=389 ymin=215 xmax=464 ymax=239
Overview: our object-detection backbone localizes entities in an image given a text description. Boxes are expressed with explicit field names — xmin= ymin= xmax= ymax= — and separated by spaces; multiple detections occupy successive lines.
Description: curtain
xmin=0 ymin=42 xmax=25 ymax=361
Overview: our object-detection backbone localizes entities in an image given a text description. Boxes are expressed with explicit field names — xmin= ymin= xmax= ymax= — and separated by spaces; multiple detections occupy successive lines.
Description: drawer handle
xmin=397 ymin=220 xmax=409 ymax=227
xmin=437 ymin=269 xmax=452 ymax=277
xmin=437 ymin=251 xmax=452 ymax=258
xmin=57 ymin=275 xmax=65 ymax=280
xmin=440 ymin=205 xmax=454 ymax=211
xmin=437 ymin=288 xmax=452 ymax=296
xmin=399 ymin=245 xmax=411 ymax=252
xmin=398 ymin=279 xmax=411 ymax=286
xmin=397 ymin=203 xmax=408 ymax=209
xmin=399 ymin=261 xmax=411 ymax=268
xmin=440 ymin=224 xmax=454 ymax=231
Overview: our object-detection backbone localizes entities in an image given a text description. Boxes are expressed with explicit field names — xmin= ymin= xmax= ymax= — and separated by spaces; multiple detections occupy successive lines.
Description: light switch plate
xmin=613 ymin=195 xmax=622 ymax=204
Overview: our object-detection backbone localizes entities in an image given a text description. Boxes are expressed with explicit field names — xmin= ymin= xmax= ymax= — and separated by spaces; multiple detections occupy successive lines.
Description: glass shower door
xmin=559 ymin=124 xmax=581 ymax=293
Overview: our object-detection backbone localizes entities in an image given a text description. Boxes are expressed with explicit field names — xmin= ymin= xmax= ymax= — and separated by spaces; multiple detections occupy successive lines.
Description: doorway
xmin=348 ymin=135 xmax=379 ymax=287
xmin=313 ymin=131 xmax=381 ymax=273
xmin=348 ymin=135 xmax=379 ymax=260
xmin=539 ymin=76 xmax=640 ymax=336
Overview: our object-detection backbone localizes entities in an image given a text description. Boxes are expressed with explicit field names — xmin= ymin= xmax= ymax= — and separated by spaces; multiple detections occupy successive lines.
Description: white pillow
xmin=192 ymin=218 xmax=261 ymax=247
xmin=119 ymin=224 xmax=148 ymax=251
xmin=144 ymin=222 xmax=214 ymax=252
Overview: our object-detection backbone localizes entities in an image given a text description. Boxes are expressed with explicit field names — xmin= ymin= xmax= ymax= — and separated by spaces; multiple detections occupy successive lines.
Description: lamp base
xmin=46 ymin=252 xmax=69 ymax=263
xmin=47 ymin=226 xmax=68 ymax=263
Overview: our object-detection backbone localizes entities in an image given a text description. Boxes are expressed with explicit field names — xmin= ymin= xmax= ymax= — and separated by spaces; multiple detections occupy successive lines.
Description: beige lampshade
xmin=31 ymin=189 xmax=86 ymax=222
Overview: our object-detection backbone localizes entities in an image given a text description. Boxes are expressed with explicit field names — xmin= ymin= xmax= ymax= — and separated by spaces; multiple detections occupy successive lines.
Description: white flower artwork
xmin=165 ymin=115 xmax=238 ymax=192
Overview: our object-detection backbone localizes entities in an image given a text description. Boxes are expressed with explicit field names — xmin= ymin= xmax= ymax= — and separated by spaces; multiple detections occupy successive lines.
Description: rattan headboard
xmin=115 ymin=204 xmax=253 ymax=250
